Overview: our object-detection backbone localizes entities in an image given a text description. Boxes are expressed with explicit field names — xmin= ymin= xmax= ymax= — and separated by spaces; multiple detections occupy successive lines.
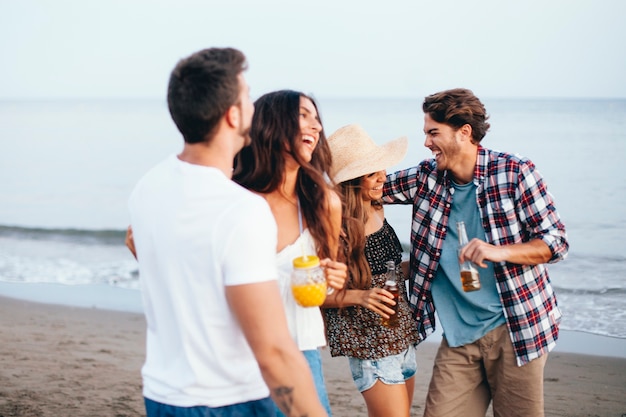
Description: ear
xmin=224 ymin=105 xmax=240 ymax=128
xmin=459 ymin=123 xmax=473 ymax=142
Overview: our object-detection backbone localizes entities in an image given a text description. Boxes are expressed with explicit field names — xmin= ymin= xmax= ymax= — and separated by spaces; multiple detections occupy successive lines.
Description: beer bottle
xmin=457 ymin=221 xmax=481 ymax=292
xmin=381 ymin=260 xmax=400 ymax=327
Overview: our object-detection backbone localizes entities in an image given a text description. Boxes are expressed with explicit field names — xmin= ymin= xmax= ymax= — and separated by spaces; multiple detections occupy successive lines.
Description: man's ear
xmin=224 ymin=105 xmax=239 ymax=128
xmin=459 ymin=123 xmax=473 ymax=142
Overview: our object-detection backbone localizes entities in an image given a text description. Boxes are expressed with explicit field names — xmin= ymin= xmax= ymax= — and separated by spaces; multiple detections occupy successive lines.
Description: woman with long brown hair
xmin=233 ymin=89 xmax=346 ymax=417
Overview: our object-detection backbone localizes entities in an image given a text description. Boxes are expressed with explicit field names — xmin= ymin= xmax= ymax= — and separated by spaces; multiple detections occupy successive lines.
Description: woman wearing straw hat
xmin=323 ymin=124 xmax=419 ymax=417
xmin=233 ymin=90 xmax=346 ymax=417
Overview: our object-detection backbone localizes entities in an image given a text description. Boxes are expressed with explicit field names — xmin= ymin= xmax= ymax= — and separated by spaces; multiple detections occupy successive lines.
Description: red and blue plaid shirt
xmin=383 ymin=146 xmax=568 ymax=366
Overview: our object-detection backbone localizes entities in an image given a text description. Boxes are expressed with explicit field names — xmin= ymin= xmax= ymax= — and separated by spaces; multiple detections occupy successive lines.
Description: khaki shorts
xmin=424 ymin=324 xmax=548 ymax=417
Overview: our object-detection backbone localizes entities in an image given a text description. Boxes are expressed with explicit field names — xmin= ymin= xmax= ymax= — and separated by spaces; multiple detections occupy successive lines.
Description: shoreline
xmin=1 ymin=281 xmax=625 ymax=359
xmin=1 ymin=294 xmax=626 ymax=416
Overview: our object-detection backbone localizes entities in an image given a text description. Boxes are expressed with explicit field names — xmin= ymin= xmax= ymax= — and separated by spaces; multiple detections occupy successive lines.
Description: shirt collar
xmin=473 ymin=145 xmax=488 ymax=186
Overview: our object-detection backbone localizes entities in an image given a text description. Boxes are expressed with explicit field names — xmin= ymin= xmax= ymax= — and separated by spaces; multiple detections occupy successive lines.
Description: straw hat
xmin=328 ymin=124 xmax=408 ymax=184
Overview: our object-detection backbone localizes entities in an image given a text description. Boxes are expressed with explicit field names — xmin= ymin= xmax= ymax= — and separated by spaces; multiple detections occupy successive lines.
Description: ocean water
xmin=1 ymin=97 xmax=625 ymax=340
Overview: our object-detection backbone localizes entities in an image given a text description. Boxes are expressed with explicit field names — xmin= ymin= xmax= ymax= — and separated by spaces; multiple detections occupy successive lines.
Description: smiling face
xmin=423 ymin=113 xmax=479 ymax=184
xmin=296 ymin=96 xmax=322 ymax=163
xmin=423 ymin=113 xmax=464 ymax=173
xmin=360 ymin=170 xmax=386 ymax=202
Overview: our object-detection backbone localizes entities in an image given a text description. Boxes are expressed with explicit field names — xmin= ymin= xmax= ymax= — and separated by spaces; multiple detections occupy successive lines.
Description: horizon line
xmin=1 ymin=95 xmax=625 ymax=102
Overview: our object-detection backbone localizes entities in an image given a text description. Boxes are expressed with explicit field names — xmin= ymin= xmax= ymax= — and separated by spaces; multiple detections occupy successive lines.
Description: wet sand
xmin=1 ymin=296 xmax=625 ymax=417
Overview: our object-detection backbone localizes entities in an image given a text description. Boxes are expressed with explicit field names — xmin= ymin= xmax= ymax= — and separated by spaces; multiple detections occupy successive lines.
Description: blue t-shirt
xmin=431 ymin=180 xmax=506 ymax=347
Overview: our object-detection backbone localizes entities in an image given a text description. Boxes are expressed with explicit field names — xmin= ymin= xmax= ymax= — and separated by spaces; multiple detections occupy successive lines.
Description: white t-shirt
xmin=128 ymin=154 xmax=278 ymax=407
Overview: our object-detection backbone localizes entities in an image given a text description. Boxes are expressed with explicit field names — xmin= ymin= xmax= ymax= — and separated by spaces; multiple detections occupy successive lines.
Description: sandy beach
xmin=1 ymin=295 xmax=625 ymax=417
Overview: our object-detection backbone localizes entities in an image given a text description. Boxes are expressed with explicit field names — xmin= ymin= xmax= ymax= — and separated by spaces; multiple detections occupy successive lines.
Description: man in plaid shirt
xmin=383 ymin=88 xmax=568 ymax=417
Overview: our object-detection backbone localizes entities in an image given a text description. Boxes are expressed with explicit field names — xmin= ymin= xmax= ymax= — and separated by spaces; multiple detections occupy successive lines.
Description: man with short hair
xmin=128 ymin=47 xmax=327 ymax=417
xmin=383 ymin=88 xmax=568 ymax=417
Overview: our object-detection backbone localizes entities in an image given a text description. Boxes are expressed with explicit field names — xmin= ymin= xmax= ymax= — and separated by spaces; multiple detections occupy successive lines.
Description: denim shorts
xmin=348 ymin=344 xmax=418 ymax=392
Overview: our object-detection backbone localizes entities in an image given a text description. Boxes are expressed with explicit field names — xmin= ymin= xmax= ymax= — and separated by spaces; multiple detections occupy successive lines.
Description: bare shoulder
xmin=325 ymin=188 xmax=342 ymax=215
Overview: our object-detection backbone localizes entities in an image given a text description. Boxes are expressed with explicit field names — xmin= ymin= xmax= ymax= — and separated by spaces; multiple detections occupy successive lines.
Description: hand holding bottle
xmin=381 ymin=260 xmax=400 ymax=327
xmin=457 ymin=222 xmax=481 ymax=292
xmin=351 ymin=287 xmax=397 ymax=318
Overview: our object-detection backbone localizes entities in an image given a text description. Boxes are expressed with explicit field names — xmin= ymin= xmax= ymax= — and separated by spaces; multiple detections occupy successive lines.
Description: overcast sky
xmin=1 ymin=0 xmax=624 ymax=100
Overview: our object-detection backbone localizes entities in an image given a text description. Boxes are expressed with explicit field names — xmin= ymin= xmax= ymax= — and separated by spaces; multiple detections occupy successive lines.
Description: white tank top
xmin=274 ymin=202 xmax=327 ymax=350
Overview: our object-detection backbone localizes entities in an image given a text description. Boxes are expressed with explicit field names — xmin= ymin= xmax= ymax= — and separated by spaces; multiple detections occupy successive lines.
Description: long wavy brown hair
xmin=233 ymin=90 xmax=336 ymax=259
xmin=337 ymin=177 xmax=382 ymax=290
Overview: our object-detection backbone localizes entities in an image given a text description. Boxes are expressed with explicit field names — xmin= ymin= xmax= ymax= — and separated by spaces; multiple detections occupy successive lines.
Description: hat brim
xmin=332 ymin=136 xmax=408 ymax=184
